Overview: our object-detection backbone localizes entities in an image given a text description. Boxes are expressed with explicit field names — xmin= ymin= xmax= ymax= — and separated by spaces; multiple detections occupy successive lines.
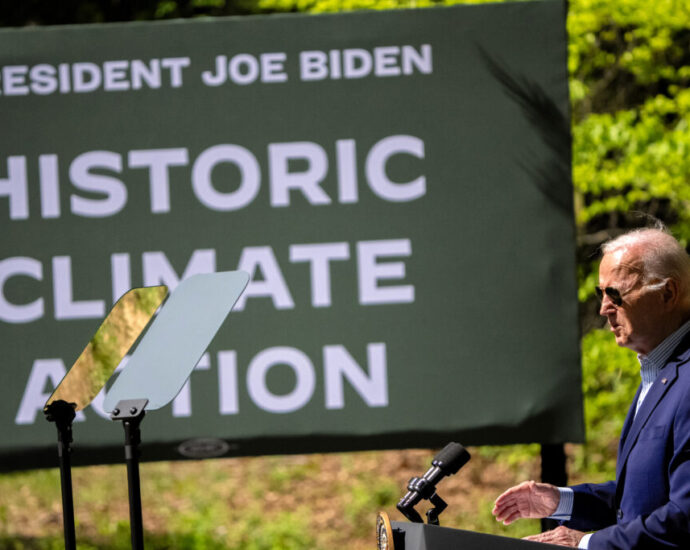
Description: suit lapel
xmin=616 ymin=362 xmax=678 ymax=480
xmin=616 ymin=334 xmax=690 ymax=480
xmin=618 ymin=385 xmax=640 ymax=452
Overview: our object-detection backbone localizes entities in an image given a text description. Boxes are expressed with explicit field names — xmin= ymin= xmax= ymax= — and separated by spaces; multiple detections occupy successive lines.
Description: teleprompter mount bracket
xmin=110 ymin=398 xmax=149 ymax=421
xmin=110 ymin=398 xmax=149 ymax=550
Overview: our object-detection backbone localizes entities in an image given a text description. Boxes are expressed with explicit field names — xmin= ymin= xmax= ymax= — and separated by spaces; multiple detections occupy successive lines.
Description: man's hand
xmin=524 ymin=526 xmax=586 ymax=547
xmin=492 ymin=480 xmax=560 ymax=525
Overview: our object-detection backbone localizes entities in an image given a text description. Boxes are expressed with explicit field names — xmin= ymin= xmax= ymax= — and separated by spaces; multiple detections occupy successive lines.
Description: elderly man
xmin=492 ymin=228 xmax=690 ymax=548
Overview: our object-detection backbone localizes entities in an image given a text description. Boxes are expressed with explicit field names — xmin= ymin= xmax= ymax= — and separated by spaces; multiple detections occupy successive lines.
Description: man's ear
xmin=662 ymin=278 xmax=679 ymax=308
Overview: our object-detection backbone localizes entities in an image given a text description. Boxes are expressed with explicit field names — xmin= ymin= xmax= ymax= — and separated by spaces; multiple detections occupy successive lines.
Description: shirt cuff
xmin=548 ymin=487 xmax=573 ymax=520
xmin=579 ymin=532 xmax=592 ymax=548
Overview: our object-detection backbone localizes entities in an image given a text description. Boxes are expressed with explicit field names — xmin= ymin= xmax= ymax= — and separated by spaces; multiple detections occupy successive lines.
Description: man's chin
xmin=613 ymin=332 xmax=628 ymax=347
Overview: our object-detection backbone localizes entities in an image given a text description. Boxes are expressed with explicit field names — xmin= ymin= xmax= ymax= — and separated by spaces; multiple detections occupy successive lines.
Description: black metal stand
xmin=44 ymin=400 xmax=77 ymax=550
xmin=425 ymin=492 xmax=448 ymax=526
xmin=111 ymin=398 xmax=149 ymax=550
xmin=540 ymin=443 xmax=568 ymax=532
xmin=398 ymin=476 xmax=449 ymax=526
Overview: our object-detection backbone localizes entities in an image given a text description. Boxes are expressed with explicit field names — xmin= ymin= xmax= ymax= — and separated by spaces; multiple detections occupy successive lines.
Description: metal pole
xmin=111 ymin=399 xmax=149 ymax=550
xmin=45 ymin=400 xmax=77 ymax=550
xmin=123 ymin=415 xmax=145 ymax=550
xmin=57 ymin=433 xmax=77 ymax=550
xmin=540 ymin=443 xmax=567 ymax=532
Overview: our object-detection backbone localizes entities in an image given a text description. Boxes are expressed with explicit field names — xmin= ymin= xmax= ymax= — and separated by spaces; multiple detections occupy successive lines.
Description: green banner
xmin=0 ymin=0 xmax=582 ymax=471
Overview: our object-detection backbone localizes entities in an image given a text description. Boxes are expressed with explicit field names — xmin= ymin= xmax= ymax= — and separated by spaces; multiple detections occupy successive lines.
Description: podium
xmin=381 ymin=518 xmax=563 ymax=550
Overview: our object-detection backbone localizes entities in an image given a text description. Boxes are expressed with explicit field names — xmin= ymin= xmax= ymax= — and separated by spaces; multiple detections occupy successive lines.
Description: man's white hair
xmin=602 ymin=228 xmax=690 ymax=299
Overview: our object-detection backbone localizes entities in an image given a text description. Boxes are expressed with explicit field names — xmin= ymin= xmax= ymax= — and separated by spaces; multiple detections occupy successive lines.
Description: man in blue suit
xmin=492 ymin=227 xmax=690 ymax=548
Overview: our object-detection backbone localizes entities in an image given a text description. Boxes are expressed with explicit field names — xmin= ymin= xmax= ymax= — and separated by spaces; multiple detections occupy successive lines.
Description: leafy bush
xmin=572 ymin=330 xmax=639 ymax=479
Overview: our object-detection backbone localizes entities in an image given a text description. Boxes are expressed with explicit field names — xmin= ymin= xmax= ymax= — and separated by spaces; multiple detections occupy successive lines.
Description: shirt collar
xmin=639 ymin=318 xmax=690 ymax=376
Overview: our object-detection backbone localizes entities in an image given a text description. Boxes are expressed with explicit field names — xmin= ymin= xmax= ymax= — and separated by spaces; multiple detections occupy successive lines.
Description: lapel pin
xmin=661 ymin=378 xmax=668 ymax=384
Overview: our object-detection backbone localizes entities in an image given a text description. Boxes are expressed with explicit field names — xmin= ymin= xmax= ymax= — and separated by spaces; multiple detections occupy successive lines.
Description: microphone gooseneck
xmin=397 ymin=442 xmax=470 ymax=524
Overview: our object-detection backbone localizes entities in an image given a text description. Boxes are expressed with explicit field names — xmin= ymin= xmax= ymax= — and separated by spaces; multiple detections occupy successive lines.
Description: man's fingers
xmin=524 ymin=532 xmax=552 ymax=543
xmin=494 ymin=504 xmax=524 ymax=524
xmin=523 ymin=527 xmax=583 ymax=547
xmin=493 ymin=499 xmax=516 ymax=517
xmin=495 ymin=481 xmax=532 ymax=503
xmin=493 ymin=481 xmax=550 ymax=524
xmin=494 ymin=493 xmax=519 ymax=507
xmin=493 ymin=490 xmax=527 ymax=514
xmin=494 ymin=496 xmax=533 ymax=522
xmin=501 ymin=511 xmax=522 ymax=525
xmin=493 ymin=501 xmax=519 ymax=521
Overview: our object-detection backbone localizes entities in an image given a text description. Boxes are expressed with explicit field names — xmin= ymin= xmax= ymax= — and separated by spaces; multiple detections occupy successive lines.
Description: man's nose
xmin=599 ymin=295 xmax=616 ymax=316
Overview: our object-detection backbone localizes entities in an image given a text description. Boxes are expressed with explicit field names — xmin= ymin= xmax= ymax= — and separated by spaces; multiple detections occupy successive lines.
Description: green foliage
xmin=475 ymin=444 xmax=541 ymax=479
xmin=465 ymin=497 xmax=540 ymax=540
xmin=0 ymin=537 xmax=67 ymax=550
xmin=0 ymin=520 xmax=316 ymax=550
xmin=567 ymin=0 xmax=690 ymax=116
xmin=238 ymin=0 xmax=432 ymax=14
xmin=89 ymin=325 xmax=121 ymax=386
xmin=569 ymin=0 xmax=690 ymax=285
xmin=236 ymin=510 xmax=317 ymax=550
xmin=344 ymin=478 xmax=398 ymax=537
xmin=573 ymin=91 xmax=690 ymax=232
xmin=235 ymin=0 xmax=521 ymax=15
xmin=132 ymin=286 xmax=167 ymax=317
xmin=572 ymin=329 xmax=639 ymax=478
xmin=265 ymin=457 xmax=319 ymax=492
xmin=572 ymin=90 xmax=690 ymax=302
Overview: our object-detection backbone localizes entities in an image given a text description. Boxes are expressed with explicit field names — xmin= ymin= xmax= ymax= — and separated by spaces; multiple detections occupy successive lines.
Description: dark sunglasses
xmin=595 ymin=286 xmax=623 ymax=306
xmin=596 ymin=280 xmax=666 ymax=306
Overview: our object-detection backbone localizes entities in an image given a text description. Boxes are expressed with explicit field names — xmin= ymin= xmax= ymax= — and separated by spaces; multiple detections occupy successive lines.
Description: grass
xmin=0 ymin=446 xmax=563 ymax=549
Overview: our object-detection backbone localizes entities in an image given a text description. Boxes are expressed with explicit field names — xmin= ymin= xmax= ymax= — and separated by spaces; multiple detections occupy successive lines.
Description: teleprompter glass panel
xmin=103 ymin=271 xmax=249 ymax=412
xmin=44 ymin=286 xmax=169 ymax=412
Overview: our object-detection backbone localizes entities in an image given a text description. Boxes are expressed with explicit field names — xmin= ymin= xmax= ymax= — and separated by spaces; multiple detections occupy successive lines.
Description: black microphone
xmin=397 ymin=442 xmax=470 ymax=522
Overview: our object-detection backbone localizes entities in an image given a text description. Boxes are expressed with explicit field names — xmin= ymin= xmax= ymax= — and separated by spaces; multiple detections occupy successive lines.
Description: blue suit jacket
xmin=564 ymin=333 xmax=690 ymax=548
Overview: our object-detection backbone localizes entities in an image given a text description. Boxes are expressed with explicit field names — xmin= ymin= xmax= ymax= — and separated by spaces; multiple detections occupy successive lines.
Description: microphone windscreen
xmin=432 ymin=442 xmax=470 ymax=475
